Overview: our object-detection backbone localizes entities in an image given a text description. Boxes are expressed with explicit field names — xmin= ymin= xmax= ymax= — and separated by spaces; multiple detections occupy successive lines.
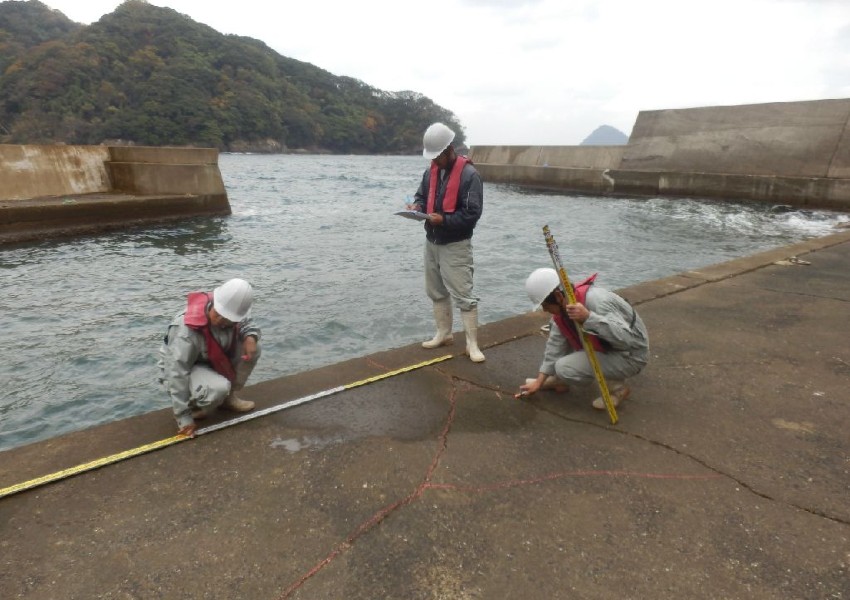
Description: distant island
xmin=0 ymin=0 xmax=464 ymax=153
xmin=581 ymin=125 xmax=629 ymax=145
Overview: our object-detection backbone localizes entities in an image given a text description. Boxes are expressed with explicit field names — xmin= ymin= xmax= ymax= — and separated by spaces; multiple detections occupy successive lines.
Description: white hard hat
xmin=525 ymin=268 xmax=561 ymax=309
xmin=213 ymin=278 xmax=253 ymax=322
xmin=422 ymin=122 xmax=456 ymax=159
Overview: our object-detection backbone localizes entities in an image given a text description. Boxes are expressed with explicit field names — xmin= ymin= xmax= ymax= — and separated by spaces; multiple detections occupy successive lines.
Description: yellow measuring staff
xmin=543 ymin=225 xmax=618 ymax=425
xmin=0 ymin=354 xmax=453 ymax=500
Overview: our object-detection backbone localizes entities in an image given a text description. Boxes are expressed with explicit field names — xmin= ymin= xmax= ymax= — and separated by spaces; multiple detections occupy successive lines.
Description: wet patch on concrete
xmin=771 ymin=418 xmax=816 ymax=435
xmin=272 ymin=368 xmax=454 ymax=443
xmin=270 ymin=433 xmax=346 ymax=453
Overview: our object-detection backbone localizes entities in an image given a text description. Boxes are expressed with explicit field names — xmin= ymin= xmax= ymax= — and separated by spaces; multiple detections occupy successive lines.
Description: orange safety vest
xmin=426 ymin=156 xmax=471 ymax=214
xmin=183 ymin=291 xmax=238 ymax=381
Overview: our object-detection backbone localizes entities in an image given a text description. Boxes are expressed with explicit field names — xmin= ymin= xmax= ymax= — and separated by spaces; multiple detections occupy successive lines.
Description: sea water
xmin=0 ymin=154 xmax=846 ymax=452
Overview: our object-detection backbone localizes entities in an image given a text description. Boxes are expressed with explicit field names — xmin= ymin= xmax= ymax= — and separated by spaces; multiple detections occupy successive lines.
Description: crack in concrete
xmin=511 ymin=384 xmax=850 ymax=529
xmin=448 ymin=371 xmax=849 ymax=527
xmin=276 ymin=368 xmax=846 ymax=598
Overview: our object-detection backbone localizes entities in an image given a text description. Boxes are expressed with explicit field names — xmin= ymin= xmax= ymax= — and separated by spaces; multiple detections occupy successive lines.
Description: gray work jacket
xmin=158 ymin=308 xmax=261 ymax=428
xmin=540 ymin=286 xmax=649 ymax=375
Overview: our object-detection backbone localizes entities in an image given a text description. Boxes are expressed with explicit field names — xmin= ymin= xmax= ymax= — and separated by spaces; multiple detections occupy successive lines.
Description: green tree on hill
xmin=0 ymin=0 xmax=465 ymax=153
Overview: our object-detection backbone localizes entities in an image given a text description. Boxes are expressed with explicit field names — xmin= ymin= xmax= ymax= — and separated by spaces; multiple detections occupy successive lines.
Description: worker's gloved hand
xmin=565 ymin=303 xmax=590 ymax=324
xmin=178 ymin=423 xmax=197 ymax=438
xmin=515 ymin=379 xmax=540 ymax=399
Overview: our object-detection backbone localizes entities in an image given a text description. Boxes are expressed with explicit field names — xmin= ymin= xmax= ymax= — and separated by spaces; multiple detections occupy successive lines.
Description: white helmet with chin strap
xmin=213 ymin=278 xmax=253 ymax=322
xmin=422 ymin=122 xmax=456 ymax=159
xmin=525 ymin=268 xmax=562 ymax=309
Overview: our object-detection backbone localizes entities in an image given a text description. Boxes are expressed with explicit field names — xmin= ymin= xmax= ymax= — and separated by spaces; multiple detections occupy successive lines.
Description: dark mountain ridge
xmin=0 ymin=0 xmax=464 ymax=153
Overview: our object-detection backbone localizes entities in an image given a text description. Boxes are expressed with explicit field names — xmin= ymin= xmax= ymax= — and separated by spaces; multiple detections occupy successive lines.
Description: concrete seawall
xmin=0 ymin=144 xmax=230 ymax=244
xmin=471 ymin=98 xmax=850 ymax=211
xmin=2 ymin=230 xmax=848 ymax=598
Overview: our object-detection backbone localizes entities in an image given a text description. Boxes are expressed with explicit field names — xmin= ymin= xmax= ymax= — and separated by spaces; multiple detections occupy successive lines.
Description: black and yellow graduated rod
xmin=543 ymin=225 xmax=618 ymax=425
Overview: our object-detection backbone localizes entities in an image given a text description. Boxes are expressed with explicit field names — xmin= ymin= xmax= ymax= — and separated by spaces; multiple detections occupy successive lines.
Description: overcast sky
xmin=36 ymin=0 xmax=850 ymax=145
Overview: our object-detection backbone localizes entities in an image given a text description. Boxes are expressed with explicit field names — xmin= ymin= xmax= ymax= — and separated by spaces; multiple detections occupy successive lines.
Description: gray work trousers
xmin=189 ymin=341 xmax=261 ymax=411
xmin=553 ymin=348 xmax=647 ymax=386
xmin=424 ymin=238 xmax=478 ymax=311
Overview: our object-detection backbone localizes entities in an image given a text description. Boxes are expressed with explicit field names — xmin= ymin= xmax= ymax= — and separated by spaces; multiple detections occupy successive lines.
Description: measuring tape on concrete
xmin=0 ymin=354 xmax=452 ymax=500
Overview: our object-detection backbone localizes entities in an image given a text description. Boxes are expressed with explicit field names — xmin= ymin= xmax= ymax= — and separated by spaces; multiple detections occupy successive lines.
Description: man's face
xmin=432 ymin=146 xmax=453 ymax=169
xmin=540 ymin=291 xmax=563 ymax=315
xmin=208 ymin=307 xmax=235 ymax=328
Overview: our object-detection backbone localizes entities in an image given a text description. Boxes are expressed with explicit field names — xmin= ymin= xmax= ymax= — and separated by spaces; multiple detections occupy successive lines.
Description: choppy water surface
xmin=1 ymin=154 xmax=846 ymax=451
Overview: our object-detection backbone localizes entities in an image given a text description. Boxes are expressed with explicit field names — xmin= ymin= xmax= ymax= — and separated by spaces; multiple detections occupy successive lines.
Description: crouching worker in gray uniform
xmin=158 ymin=278 xmax=261 ymax=437
xmin=517 ymin=268 xmax=649 ymax=411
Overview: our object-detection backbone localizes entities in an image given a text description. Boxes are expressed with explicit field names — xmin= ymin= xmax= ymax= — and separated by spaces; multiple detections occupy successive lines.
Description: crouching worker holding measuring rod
xmin=517 ymin=228 xmax=649 ymax=422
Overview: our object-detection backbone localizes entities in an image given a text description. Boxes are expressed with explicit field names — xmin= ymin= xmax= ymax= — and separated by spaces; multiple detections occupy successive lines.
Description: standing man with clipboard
xmin=407 ymin=122 xmax=485 ymax=363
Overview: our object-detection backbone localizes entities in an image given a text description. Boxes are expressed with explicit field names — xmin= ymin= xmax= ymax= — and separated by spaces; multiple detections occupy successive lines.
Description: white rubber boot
xmin=592 ymin=381 xmax=630 ymax=410
xmin=422 ymin=299 xmax=454 ymax=348
xmin=223 ymin=390 xmax=255 ymax=412
xmin=461 ymin=307 xmax=485 ymax=363
xmin=223 ymin=395 xmax=254 ymax=412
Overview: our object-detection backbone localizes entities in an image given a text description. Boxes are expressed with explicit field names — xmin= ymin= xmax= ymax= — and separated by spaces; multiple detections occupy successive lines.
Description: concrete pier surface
xmin=1 ymin=231 xmax=849 ymax=599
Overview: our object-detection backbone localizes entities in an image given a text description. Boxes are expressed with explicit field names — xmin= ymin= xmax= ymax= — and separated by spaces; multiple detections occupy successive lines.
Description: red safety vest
xmin=183 ymin=291 xmax=238 ymax=382
xmin=426 ymin=156 xmax=471 ymax=214
xmin=551 ymin=274 xmax=608 ymax=353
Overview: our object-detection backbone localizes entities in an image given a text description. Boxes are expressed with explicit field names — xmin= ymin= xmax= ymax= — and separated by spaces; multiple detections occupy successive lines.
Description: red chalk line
xmin=275 ymin=382 xmax=719 ymax=599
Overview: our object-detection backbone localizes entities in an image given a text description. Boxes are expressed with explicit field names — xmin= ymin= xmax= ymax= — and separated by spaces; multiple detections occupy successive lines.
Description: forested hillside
xmin=0 ymin=0 xmax=465 ymax=153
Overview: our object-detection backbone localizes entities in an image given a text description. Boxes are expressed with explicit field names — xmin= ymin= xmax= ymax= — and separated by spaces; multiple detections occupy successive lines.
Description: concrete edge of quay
xmin=2 ymin=227 xmax=850 ymax=495
xmin=0 ymin=144 xmax=230 ymax=245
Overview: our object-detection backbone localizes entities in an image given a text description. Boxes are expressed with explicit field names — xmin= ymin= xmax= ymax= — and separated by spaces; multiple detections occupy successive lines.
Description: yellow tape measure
xmin=0 ymin=354 xmax=453 ymax=500
xmin=0 ymin=435 xmax=188 ymax=499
